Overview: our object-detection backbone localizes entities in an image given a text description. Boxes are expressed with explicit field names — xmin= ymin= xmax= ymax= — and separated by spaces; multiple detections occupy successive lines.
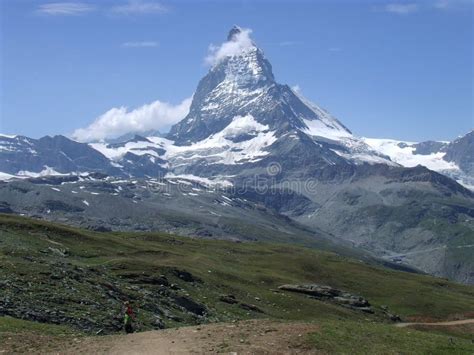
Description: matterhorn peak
xmin=169 ymin=26 xmax=348 ymax=145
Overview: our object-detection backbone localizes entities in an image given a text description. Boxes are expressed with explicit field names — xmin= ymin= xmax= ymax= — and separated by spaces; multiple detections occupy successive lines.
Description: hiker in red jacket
xmin=123 ymin=301 xmax=135 ymax=334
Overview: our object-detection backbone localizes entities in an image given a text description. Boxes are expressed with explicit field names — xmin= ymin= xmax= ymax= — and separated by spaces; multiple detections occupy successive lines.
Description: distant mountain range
xmin=1 ymin=26 xmax=473 ymax=284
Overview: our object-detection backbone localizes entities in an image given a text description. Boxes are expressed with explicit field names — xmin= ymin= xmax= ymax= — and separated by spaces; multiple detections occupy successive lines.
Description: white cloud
xmin=37 ymin=2 xmax=96 ymax=15
xmin=205 ymin=27 xmax=255 ymax=66
xmin=111 ymin=0 xmax=168 ymax=15
xmin=384 ymin=3 xmax=419 ymax=14
xmin=121 ymin=41 xmax=159 ymax=48
xmin=72 ymin=97 xmax=192 ymax=142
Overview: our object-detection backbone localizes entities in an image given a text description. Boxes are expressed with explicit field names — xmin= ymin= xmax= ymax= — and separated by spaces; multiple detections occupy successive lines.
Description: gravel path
xmin=395 ymin=319 xmax=474 ymax=328
xmin=36 ymin=319 xmax=321 ymax=354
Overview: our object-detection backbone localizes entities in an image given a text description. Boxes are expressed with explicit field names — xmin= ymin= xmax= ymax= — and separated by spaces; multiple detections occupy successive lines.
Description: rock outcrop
xmin=278 ymin=284 xmax=372 ymax=313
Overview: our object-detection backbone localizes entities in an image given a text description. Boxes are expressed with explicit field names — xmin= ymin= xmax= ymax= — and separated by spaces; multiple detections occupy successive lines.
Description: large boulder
xmin=278 ymin=284 xmax=372 ymax=312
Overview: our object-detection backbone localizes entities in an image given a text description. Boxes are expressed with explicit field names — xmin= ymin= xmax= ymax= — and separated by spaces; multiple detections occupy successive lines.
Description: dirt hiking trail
xmin=3 ymin=318 xmax=473 ymax=354
xmin=395 ymin=318 xmax=474 ymax=328
xmin=10 ymin=319 xmax=320 ymax=354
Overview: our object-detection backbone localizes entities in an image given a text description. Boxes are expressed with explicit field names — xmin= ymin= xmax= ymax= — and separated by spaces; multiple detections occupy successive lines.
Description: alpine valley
xmin=1 ymin=26 xmax=473 ymax=285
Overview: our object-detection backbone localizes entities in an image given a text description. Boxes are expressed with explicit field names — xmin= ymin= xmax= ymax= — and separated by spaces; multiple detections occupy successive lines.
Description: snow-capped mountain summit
xmin=169 ymin=26 xmax=283 ymax=144
xmin=168 ymin=26 xmax=344 ymax=144
xmin=165 ymin=26 xmax=390 ymax=175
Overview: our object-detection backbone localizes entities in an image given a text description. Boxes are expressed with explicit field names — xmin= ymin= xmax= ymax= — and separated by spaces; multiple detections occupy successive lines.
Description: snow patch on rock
xmin=166 ymin=114 xmax=276 ymax=166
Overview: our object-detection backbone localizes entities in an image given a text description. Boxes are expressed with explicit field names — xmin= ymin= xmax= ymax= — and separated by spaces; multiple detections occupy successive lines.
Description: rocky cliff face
xmin=444 ymin=130 xmax=474 ymax=175
xmin=0 ymin=134 xmax=119 ymax=176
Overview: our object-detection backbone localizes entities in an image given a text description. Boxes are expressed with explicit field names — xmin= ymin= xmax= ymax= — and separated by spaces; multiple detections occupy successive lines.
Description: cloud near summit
xmin=205 ymin=27 xmax=254 ymax=66
xmin=72 ymin=97 xmax=192 ymax=142
xmin=73 ymin=27 xmax=256 ymax=142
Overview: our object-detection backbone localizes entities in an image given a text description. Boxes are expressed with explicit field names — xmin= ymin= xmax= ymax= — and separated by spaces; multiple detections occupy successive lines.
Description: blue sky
xmin=1 ymin=0 xmax=473 ymax=142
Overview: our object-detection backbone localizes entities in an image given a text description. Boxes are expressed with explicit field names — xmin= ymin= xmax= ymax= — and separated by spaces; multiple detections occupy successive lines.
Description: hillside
xmin=1 ymin=169 xmax=472 ymax=284
xmin=1 ymin=214 xmax=473 ymax=353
